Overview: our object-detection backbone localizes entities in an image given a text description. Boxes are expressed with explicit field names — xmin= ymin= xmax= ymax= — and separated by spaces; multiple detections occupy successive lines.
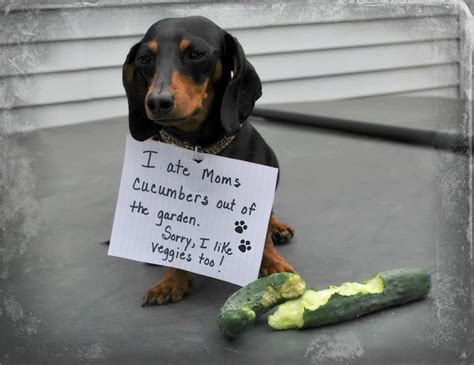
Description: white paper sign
xmin=108 ymin=135 xmax=278 ymax=286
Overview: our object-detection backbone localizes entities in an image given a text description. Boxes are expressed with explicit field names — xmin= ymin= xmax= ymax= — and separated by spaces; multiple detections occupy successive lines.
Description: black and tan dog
xmin=123 ymin=16 xmax=295 ymax=306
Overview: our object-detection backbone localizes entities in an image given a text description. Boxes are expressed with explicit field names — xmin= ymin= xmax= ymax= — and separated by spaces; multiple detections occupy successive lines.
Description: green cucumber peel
xmin=268 ymin=268 xmax=431 ymax=330
xmin=218 ymin=272 xmax=306 ymax=338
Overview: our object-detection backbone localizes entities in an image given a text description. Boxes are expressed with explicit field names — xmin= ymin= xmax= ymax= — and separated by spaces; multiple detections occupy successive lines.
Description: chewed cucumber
xmin=218 ymin=272 xmax=306 ymax=338
xmin=268 ymin=268 xmax=431 ymax=330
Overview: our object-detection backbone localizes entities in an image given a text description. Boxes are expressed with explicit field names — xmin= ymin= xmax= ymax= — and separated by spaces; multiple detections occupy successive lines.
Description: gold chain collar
xmin=158 ymin=129 xmax=236 ymax=155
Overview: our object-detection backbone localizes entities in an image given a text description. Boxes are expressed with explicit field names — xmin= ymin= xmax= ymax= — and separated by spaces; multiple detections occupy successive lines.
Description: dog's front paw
xmin=142 ymin=269 xmax=192 ymax=306
xmin=260 ymin=254 xmax=296 ymax=277
xmin=271 ymin=222 xmax=295 ymax=245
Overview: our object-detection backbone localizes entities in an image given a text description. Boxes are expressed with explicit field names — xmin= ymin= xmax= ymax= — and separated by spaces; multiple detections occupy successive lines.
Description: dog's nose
xmin=147 ymin=93 xmax=174 ymax=115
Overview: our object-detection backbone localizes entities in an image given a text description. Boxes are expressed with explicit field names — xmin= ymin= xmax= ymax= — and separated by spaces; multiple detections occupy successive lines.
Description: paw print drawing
xmin=238 ymin=239 xmax=252 ymax=253
xmin=234 ymin=220 xmax=248 ymax=234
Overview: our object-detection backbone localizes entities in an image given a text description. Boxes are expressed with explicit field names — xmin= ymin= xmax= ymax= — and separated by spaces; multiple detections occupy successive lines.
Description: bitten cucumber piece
xmin=218 ymin=272 xmax=306 ymax=338
xmin=268 ymin=268 xmax=431 ymax=330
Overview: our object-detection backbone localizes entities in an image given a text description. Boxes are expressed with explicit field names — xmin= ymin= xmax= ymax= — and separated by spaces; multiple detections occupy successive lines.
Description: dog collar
xmin=158 ymin=129 xmax=236 ymax=155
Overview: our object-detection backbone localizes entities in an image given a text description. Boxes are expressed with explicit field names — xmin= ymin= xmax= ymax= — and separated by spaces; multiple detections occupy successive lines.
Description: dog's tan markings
xmin=178 ymin=88 xmax=215 ymax=132
xmin=260 ymin=230 xmax=296 ymax=276
xmin=213 ymin=60 xmax=222 ymax=81
xmin=171 ymin=71 xmax=209 ymax=115
xmin=170 ymin=71 xmax=216 ymax=131
xmin=147 ymin=72 xmax=158 ymax=93
xmin=143 ymin=268 xmax=192 ymax=306
xmin=144 ymin=73 xmax=159 ymax=119
xmin=179 ymin=38 xmax=191 ymax=52
xmin=148 ymin=40 xmax=159 ymax=53
xmin=124 ymin=64 xmax=135 ymax=83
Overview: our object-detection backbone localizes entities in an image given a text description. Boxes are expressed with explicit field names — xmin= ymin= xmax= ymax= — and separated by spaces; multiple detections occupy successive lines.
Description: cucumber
xmin=218 ymin=272 xmax=306 ymax=338
xmin=268 ymin=268 xmax=431 ymax=330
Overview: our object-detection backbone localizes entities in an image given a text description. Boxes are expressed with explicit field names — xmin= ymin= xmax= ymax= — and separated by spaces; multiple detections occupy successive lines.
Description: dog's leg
xmin=142 ymin=268 xmax=192 ymax=306
xmin=270 ymin=213 xmax=295 ymax=245
xmin=260 ymin=229 xmax=296 ymax=276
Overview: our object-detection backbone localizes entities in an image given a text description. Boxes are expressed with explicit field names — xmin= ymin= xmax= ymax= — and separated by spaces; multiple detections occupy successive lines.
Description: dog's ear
xmin=123 ymin=41 xmax=160 ymax=141
xmin=220 ymin=33 xmax=262 ymax=135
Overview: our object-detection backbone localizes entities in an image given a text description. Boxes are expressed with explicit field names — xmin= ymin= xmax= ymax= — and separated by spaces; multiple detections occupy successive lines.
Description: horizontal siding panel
xmin=396 ymin=86 xmax=459 ymax=98
xmin=1 ymin=68 xmax=124 ymax=109
xmin=5 ymin=0 xmax=213 ymax=11
xmin=237 ymin=16 xmax=459 ymax=56
xmin=2 ymin=0 xmax=462 ymax=13
xmin=1 ymin=17 xmax=459 ymax=77
xmin=1 ymin=97 xmax=128 ymax=131
xmin=257 ymin=63 xmax=459 ymax=103
xmin=0 ymin=2 xmax=458 ymax=44
xmin=253 ymin=40 xmax=459 ymax=82
xmin=1 ymin=37 xmax=136 ymax=77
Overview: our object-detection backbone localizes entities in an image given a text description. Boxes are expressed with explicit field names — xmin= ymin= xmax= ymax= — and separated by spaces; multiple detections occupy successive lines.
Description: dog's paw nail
xmin=272 ymin=231 xmax=285 ymax=244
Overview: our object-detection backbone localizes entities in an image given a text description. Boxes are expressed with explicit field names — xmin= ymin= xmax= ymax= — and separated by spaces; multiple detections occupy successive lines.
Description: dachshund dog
xmin=123 ymin=16 xmax=295 ymax=306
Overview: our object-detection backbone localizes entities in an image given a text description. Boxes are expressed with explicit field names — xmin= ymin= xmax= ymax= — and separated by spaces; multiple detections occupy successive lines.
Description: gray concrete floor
xmin=1 ymin=98 xmax=471 ymax=364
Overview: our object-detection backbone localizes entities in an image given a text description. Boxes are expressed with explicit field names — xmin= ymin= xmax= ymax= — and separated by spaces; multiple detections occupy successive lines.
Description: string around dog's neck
xmin=158 ymin=129 xmax=236 ymax=155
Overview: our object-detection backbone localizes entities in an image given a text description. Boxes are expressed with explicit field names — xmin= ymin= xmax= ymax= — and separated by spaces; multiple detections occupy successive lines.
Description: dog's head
xmin=123 ymin=16 xmax=262 ymax=141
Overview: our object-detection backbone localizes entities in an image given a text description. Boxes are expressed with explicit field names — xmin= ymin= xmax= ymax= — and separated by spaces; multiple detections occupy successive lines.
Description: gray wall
xmin=0 ymin=0 xmax=471 ymax=131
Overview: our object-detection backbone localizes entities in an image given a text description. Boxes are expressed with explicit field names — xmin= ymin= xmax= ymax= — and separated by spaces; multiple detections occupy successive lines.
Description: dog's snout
xmin=147 ymin=92 xmax=174 ymax=115
xmin=158 ymin=93 xmax=174 ymax=112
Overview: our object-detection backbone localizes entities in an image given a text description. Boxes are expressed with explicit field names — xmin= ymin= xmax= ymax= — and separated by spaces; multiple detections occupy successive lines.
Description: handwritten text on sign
xmin=108 ymin=135 xmax=278 ymax=286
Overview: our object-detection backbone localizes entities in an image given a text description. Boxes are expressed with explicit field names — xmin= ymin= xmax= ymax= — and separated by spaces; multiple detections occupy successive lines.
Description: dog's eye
xmin=136 ymin=55 xmax=152 ymax=65
xmin=188 ymin=50 xmax=206 ymax=60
